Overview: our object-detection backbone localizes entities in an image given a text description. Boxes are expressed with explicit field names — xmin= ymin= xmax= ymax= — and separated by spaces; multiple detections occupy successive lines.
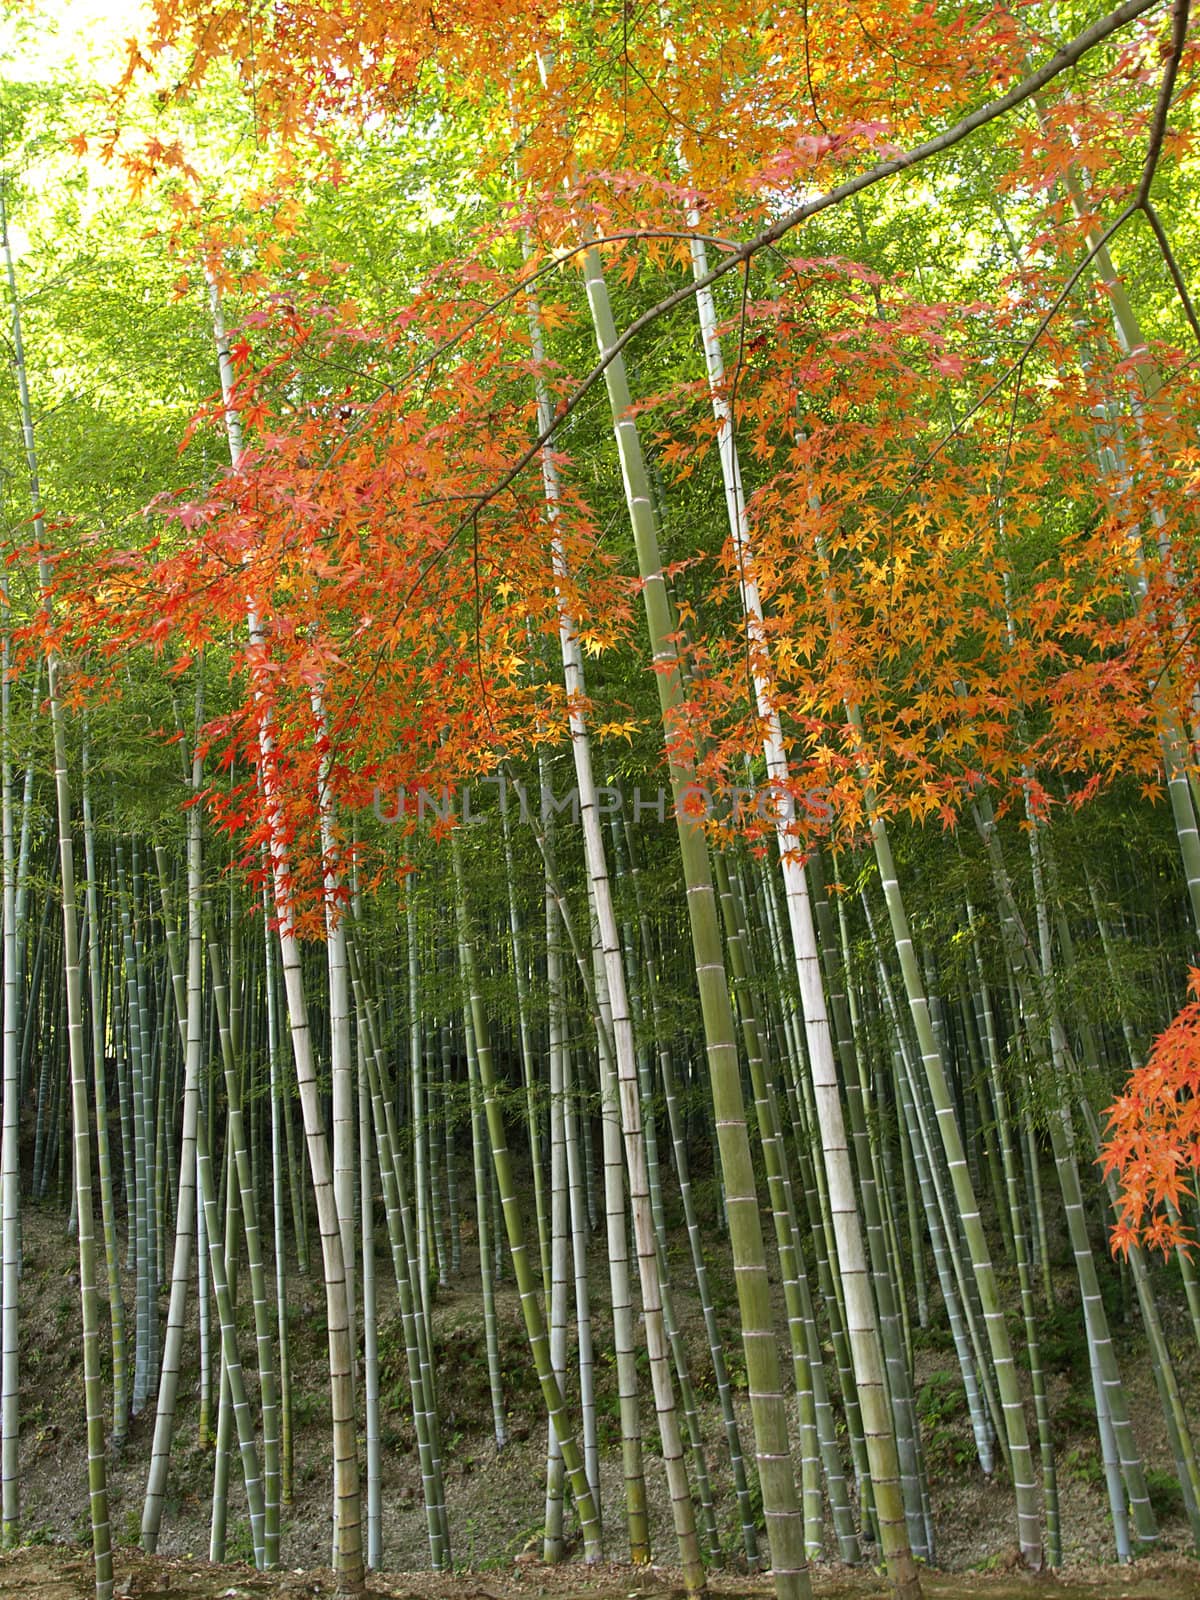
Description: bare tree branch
xmin=1137 ymin=0 xmax=1189 ymax=203
xmin=1143 ymin=199 xmax=1200 ymax=346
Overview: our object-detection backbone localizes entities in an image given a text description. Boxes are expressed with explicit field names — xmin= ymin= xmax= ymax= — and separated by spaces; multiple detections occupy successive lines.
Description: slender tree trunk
xmin=208 ymin=276 xmax=363 ymax=1595
xmin=449 ymin=838 xmax=603 ymax=1561
xmin=2 ymin=177 xmax=112 ymax=1600
xmin=142 ymin=704 xmax=205 ymax=1551
xmin=576 ymin=235 xmax=811 ymax=1600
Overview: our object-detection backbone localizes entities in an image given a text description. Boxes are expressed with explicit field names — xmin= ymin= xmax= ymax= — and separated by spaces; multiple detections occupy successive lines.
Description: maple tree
xmin=3 ymin=0 xmax=1200 ymax=1596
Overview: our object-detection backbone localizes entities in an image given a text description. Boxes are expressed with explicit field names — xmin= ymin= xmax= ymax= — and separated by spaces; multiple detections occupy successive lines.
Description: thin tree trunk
xmin=208 ymin=275 xmax=363 ymax=1596
xmin=2 ymin=178 xmax=112 ymax=1600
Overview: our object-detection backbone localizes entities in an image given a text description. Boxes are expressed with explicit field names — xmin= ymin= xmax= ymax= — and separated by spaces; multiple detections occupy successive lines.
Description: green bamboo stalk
xmin=359 ymin=1041 xmax=383 ymax=1568
xmin=712 ymin=850 xmax=859 ymax=1560
xmin=529 ymin=258 xmax=702 ymax=1576
xmin=974 ymin=801 xmax=1156 ymax=1551
xmin=544 ymin=897 xmax=569 ymax=1563
xmin=617 ymin=818 xmax=761 ymax=1569
xmin=310 ymin=681 xmax=357 ymax=1405
xmin=131 ymin=840 xmax=160 ymax=1390
xmin=685 ymin=200 xmax=927 ymax=1584
xmin=142 ymin=730 xmax=205 ymax=1552
xmin=459 ymin=955 xmax=509 ymax=1451
xmin=209 ymin=272 xmax=364 ymax=1595
xmin=0 ymin=452 xmax=20 ymax=1542
xmin=205 ymin=909 xmax=280 ymax=1564
xmin=968 ymin=929 xmax=1060 ymax=1565
xmin=442 ymin=1011 xmax=462 ymax=1280
xmin=264 ymin=891 xmax=293 ymax=1505
xmin=499 ymin=788 xmax=551 ymax=1301
xmin=578 ymin=234 xmax=811 ymax=1600
xmin=450 ymin=838 xmax=603 ymax=1561
xmin=853 ymin=760 xmax=1040 ymax=1564
xmin=2 ymin=181 xmax=112 ymax=1600
xmin=408 ymin=895 xmax=433 ymax=1324
xmin=195 ymin=1106 xmax=265 ymax=1558
xmin=561 ymin=1035 xmax=600 ymax=1518
xmin=345 ymin=920 xmax=450 ymax=1569
xmin=861 ymin=893 xmax=997 ymax=1485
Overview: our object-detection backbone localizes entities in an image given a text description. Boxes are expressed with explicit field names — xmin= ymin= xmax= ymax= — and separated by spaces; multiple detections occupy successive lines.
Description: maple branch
xmin=1135 ymin=0 xmax=1199 ymax=341
xmin=902 ymin=200 xmax=1140 ymax=491
xmin=1137 ymin=0 xmax=1188 ymax=205
xmin=1143 ymin=199 xmax=1200 ymax=347
xmin=433 ymin=0 xmax=1163 ymax=543
xmin=901 ymin=0 xmax=1191 ymax=487
xmin=801 ymin=0 xmax=828 ymax=135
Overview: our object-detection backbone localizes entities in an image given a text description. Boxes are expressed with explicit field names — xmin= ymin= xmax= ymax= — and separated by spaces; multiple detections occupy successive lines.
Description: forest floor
xmin=6 ymin=1186 xmax=1200 ymax=1597
xmin=2 ymin=1547 xmax=1199 ymax=1599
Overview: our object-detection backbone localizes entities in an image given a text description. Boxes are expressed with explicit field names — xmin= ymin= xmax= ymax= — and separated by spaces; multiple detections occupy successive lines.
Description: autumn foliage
xmin=1103 ymin=970 xmax=1200 ymax=1256
xmin=24 ymin=6 xmax=1200 ymax=927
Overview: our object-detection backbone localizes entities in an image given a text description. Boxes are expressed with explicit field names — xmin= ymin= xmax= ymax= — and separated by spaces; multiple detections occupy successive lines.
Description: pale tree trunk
xmin=310 ymin=679 xmax=356 ymax=1567
xmin=208 ymin=275 xmax=364 ymax=1595
xmin=311 ymin=682 xmax=357 ymax=1377
xmin=543 ymin=888 xmax=569 ymax=1560
xmin=142 ymin=695 xmax=205 ymax=1551
xmin=574 ymin=233 xmax=811 ymax=1600
xmin=528 ymin=269 xmax=700 ymax=1585
xmin=685 ymin=224 xmax=922 ymax=1596
xmin=2 ymin=178 xmax=112 ymax=1600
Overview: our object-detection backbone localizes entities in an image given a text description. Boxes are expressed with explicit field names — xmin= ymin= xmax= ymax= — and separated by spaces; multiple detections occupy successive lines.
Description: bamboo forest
xmin=3 ymin=0 xmax=1200 ymax=1597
